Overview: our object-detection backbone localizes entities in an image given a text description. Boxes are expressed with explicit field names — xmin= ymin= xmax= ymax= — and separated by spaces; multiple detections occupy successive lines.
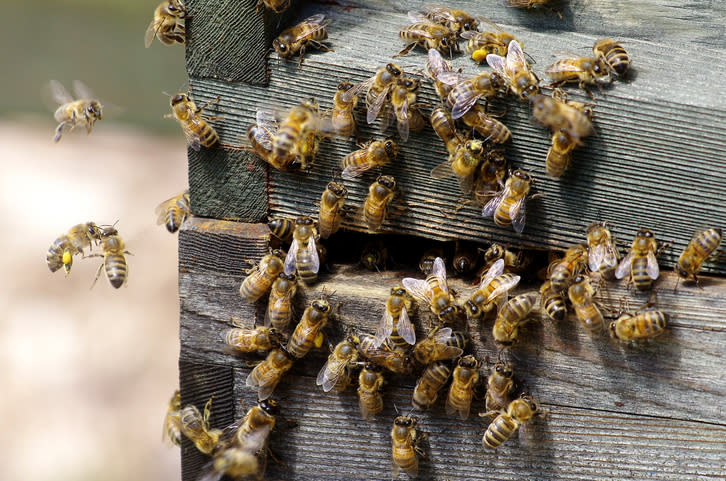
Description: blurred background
xmin=1 ymin=1 xmax=188 ymax=480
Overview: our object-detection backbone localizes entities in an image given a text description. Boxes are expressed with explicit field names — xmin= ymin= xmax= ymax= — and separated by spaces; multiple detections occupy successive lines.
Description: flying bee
xmin=460 ymin=104 xmax=512 ymax=144
xmin=284 ymin=216 xmax=320 ymax=284
xmin=403 ymin=257 xmax=457 ymax=322
xmin=145 ymin=0 xmax=187 ymax=48
xmin=593 ymin=39 xmax=630 ymax=78
xmin=615 ymin=229 xmax=662 ymax=291
xmin=388 ymin=76 xmax=424 ymax=142
xmin=485 ymin=361 xmax=515 ymax=412
xmin=180 ymin=397 xmax=223 ymax=455
xmin=256 ymin=0 xmax=290 ymax=13
xmin=162 ymin=389 xmax=182 ymax=447
xmin=317 ymin=182 xmax=347 ymax=239
xmin=391 ymin=415 xmax=423 ymax=478
xmin=46 ymin=222 xmax=105 ymax=275
xmin=396 ymin=15 xmax=459 ymax=58
xmin=430 ymin=106 xmax=459 ymax=155
xmin=200 ymin=448 xmax=261 ymax=481
xmin=482 ymin=169 xmax=538 ymax=234
xmin=461 ymin=18 xmax=521 ymax=62
xmin=364 ymin=175 xmax=398 ymax=231
xmin=239 ymin=250 xmax=286 ymax=303
xmin=548 ymin=243 xmax=588 ymax=293
xmin=364 ymin=63 xmax=404 ymax=125
xmin=473 ymin=148 xmax=508 ymax=206
xmin=49 ymin=80 xmax=103 ymax=143
xmin=155 ymin=189 xmax=191 ymax=233
xmin=265 ymin=273 xmax=297 ymax=330
xmin=486 ymin=40 xmax=540 ymax=101
xmin=531 ymin=94 xmax=593 ymax=145
xmin=225 ymin=326 xmax=281 ymax=354
xmin=412 ymin=326 xmax=466 ymax=366
xmin=444 ymin=72 xmax=506 ymax=120
xmin=419 ymin=5 xmax=479 ymax=34
xmin=492 ymin=292 xmax=539 ymax=345
xmin=166 ymin=92 xmax=220 ymax=151
xmin=286 ymin=297 xmax=331 ymax=358
xmin=453 ymin=241 xmax=479 ymax=276
xmin=341 ymin=139 xmax=399 ymax=179
xmin=360 ymin=239 xmax=388 ymax=271
xmin=268 ymin=218 xmax=294 ymax=244
xmin=350 ymin=333 xmax=412 ymax=374
xmin=540 ymin=280 xmax=567 ymax=322
xmin=431 ymin=137 xmax=487 ymax=193
xmin=330 ymin=81 xmax=364 ymax=140
xmin=234 ymin=399 xmax=279 ymax=452
xmin=246 ymin=347 xmax=295 ymax=400
xmin=464 ymin=259 xmax=521 ymax=320
xmin=357 ymin=362 xmax=385 ymax=420
xmin=609 ymin=310 xmax=668 ymax=341
xmin=568 ymin=275 xmax=604 ymax=333
xmin=446 ymin=355 xmax=479 ymax=420
xmin=412 ymin=361 xmax=452 ymax=411
xmin=482 ymin=394 xmax=539 ymax=449
xmin=91 ymin=230 xmax=130 ymax=289
xmin=317 ymin=339 xmax=359 ymax=392
xmin=675 ymin=228 xmax=722 ymax=287
xmin=373 ymin=285 xmax=416 ymax=349
xmin=586 ymin=222 xmax=620 ymax=280
xmin=545 ymin=56 xmax=611 ymax=94
xmin=272 ymin=14 xmax=332 ymax=68
xmin=426 ymin=49 xmax=458 ymax=101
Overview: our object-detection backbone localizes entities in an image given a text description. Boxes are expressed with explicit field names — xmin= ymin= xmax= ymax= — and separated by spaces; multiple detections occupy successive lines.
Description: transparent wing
xmin=479 ymin=259 xmax=505 ymax=288
xmin=237 ymin=425 xmax=273 ymax=453
xmin=646 ymin=251 xmax=660 ymax=279
xmin=373 ymin=309 xmax=395 ymax=348
xmin=510 ymin=197 xmax=527 ymax=233
xmin=436 ymin=71 xmax=463 ymax=85
xmin=395 ymin=306 xmax=416 ymax=345
xmin=49 ymin=80 xmax=74 ymax=104
xmin=145 ymin=18 xmax=160 ymax=48
xmin=366 ymin=84 xmax=393 ymax=124
xmin=284 ymin=239 xmax=299 ymax=275
xmin=338 ymin=81 xmax=368 ymax=104
xmin=505 ymin=40 xmax=528 ymax=72
xmin=432 ymin=257 xmax=448 ymax=291
xmin=245 ymin=365 xmax=261 ymax=387
xmin=181 ymin=122 xmax=202 ymax=151
xmin=486 ymin=53 xmax=507 ymax=77
xmin=72 ymin=80 xmax=96 ymax=100
xmin=407 ymin=11 xmax=430 ymax=23
xmin=430 ymin=160 xmax=455 ymax=179
xmin=426 ymin=48 xmax=449 ymax=77
xmin=396 ymin=97 xmax=410 ymax=142
xmin=477 ymin=16 xmax=506 ymax=33
xmin=588 ymin=244 xmax=606 ymax=272
xmin=402 ymin=277 xmax=433 ymax=304
xmin=602 ymin=244 xmax=619 ymax=269
xmin=545 ymin=61 xmax=587 ymax=74
xmin=482 ymin=191 xmax=505 ymax=217
xmin=293 ymin=14 xmax=330 ymax=43
xmin=154 ymin=197 xmax=174 ymax=225
xmin=614 ymin=249 xmax=635 ymax=279
xmin=307 ymin=236 xmax=320 ymax=274
xmin=341 ymin=162 xmax=372 ymax=180
xmin=451 ymin=87 xmax=480 ymax=119
xmin=487 ymin=274 xmax=521 ymax=302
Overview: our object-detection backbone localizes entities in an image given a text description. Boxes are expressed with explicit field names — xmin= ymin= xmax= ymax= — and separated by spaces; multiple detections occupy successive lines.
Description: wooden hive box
xmin=177 ymin=1 xmax=726 ymax=480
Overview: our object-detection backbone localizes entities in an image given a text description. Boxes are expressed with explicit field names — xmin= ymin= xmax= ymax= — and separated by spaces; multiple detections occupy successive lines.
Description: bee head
xmin=170 ymin=93 xmax=188 ymax=106
xmin=258 ymin=399 xmax=280 ymax=416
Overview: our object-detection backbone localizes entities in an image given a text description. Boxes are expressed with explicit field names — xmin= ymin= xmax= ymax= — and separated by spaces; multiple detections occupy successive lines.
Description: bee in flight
xmin=90 ymin=228 xmax=131 ymax=289
xmin=155 ymin=189 xmax=190 ymax=233
xmin=531 ymin=94 xmax=593 ymax=146
xmin=486 ymin=40 xmax=540 ymax=101
xmin=273 ymin=14 xmax=332 ymax=68
xmin=674 ymin=228 xmax=722 ymax=288
xmin=180 ymin=397 xmax=223 ymax=455
xmin=46 ymin=222 xmax=106 ymax=275
xmin=145 ymin=0 xmax=187 ymax=48
xmin=49 ymin=80 xmax=103 ymax=143
xmin=165 ymin=92 xmax=220 ymax=151
xmin=482 ymin=169 xmax=538 ymax=233
xmin=162 ymin=389 xmax=182 ymax=447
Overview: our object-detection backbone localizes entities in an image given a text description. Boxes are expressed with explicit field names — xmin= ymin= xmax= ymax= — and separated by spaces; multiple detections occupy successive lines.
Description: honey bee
xmin=317 ymin=339 xmax=359 ymax=392
xmin=330 ymin=81 xmax=364 ymax=140
xmin=412 ymin=327 xmax=466 ymax=366
xmin=364 ymin=63 xmax=404 ymax=125
xmin=155 ymin=189 xmax=191 ymax=233
xmin=364 ymin=175 xmax=397 ymax=231
xmin=531 ymin=94 xmax=593 ymax=144
xmin=246 ymin=347 xmax=295 ymax=400
xmin=283 ymin=216 xmax=320 ymax=284
xmin=350 ymin=333 xmax=412 ymax=374
xmin=481 ymin=243 xmax=523 ymax=274
xmin=341 ymin=139 xmax=399 ymax=179
xmin=162 ymin=389 xmax=182 ymax=447
xmin=412 ymin=361 xmax=452 ymax=411
xmin=615 ymin=229 xmax=662 ymax=291
xmin=419 ymin=5 xmax=479 ymax=33
xmin=391 ymin=415 xmax=423 ymax=478
xmin=145 ymin=0 xmax=187 ymax=48
xmin=568 ymin=275 xmax=604 ymax=333
xmin=373 ymin=285 xmax=416 ymax=349
xmin=586 ymin=222 xmax=620 ymax=280
xmin=360 ymin=239 xmax=388 ymax=271
xmin=545 ymin=56 xmax=611 ymax=94
xmin=446 ymin=355 xmax=479 ymax=420
xmin=426 ymin=49 xmax=457 ymax=101
xmin=46 ymin=222 xmax=105 ymax=275
xmin=452 ymin=241 xmax=479 ymax=276
xmin=396 ymin=15 xmax=459 ymax=58
xmin=485 ymin=361 xmax=515 ymax=412
xmin=486 ymin=40 xmax=540 ymax=101
xmin=593 ymin=39 xmax=630 ymax=78
xmin=272 ymin=14 xmax=332 ymax=68
xmin=539 ymin=280 xmax=567 ymax=322
xmin=265 ymin=273 xmax=297 ymax=330
xmin=389 ymin=76 xmax=424 ymax=142
xmin=431 ymin=137 xmax=487 ymax=193
xmin=357 ymin=362 xmax=385 ymax=420
xmin=609 ymin=310 xmax=668 ymax=341
xmin=166 ymin=93 xmax=220 ymax=151
xmin=544 ymin=129 xmax=575 ymax=177
xmin=548 ymin=243 xmax=588 ymax=293
xmin=403 ymin=257 xmax=457 ymax=322
xmin=482 ymin=394 xmax=539 ymax=449
xmin=461 ymin=18 xmax=520 ymax=62
xmin=180 ymin=397 xmax=223 ymax=455
xmin=444 ymin=72 xmax=506 ymax=119
xmin=460 ymin=104 xmax=512 ymax=144
xmin=50 ymin=80 xmax=103 ymax=143
xmin=247 ymin=112 xmax=299 ymax=172
xmin=430 ymin=106 xmax=459 ymax=155
xmin=286 ymin=297 xmax=331 ymax=358
xmin=317 ymin=182 xmax=347 ymax=239
xmin=464 ymin=259 xmax=521 ymax=320
xmin=675 ymin=228 xmax=722 ymax=286
xmin=256 ymin=0 xmax=290 ymax=13
xmin=268 ymin=218 xmax=294 ymax=244
xmin=234 ymin=399 xmax=279 ymax=452
xmin=200 ymin=448 xmax=261 ymax=481
xmin=92 ymin=230 xmax=130 ymax=289
xmin=272 ymin=99 xmax=326 ymax=171
xmin=419 ymin=248 xmax=446 ymax=276
xmin=492 ymin=292 xmax=538 ymax=345
xmin=481 ymin=169 xmax=537 ymax=233
xmin=225 ymin=326 xmax=281 ymax=353
xmin=473 ymin=149 xmax=508 ymax=206
xmin=239 ymin=250 xmax=286 ymax=303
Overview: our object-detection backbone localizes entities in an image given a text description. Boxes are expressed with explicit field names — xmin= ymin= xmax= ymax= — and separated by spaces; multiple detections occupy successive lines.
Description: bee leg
xmin=196 ymin=95 xmax=221 ymax=113
xmin=311 ymin=40 xmax=333 ymax=54
xmin=392 ymin=43 xmax=416 ymax=58
xmin=296 ymin=46 xmax=307 ymax=69
xmin=90 ymin=262 xmax=105 ymax=290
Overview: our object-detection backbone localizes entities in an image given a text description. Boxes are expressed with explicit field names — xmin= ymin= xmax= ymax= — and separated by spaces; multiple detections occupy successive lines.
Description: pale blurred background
xmin=0 ymin=1 xmax=189 ymax=480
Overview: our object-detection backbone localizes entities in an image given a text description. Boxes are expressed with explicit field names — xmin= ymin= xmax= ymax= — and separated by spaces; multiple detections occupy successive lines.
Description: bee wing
xmin=308 ymin=236 xmax=320 ymax=274
xmin=450 ymin=87 xmax=480 ymax=120
xmin=510 ymin=197 xmax=527 ymax=234
xmin=341 ymin=162 xmax=371 ymax=179
xmin=487 ymin=275 xmax=521 ymax=302
xmin=407 ymin=11 xmax=431 ymax=24
xmin=458 ymin=173 xmax=476 ymax=195
xmin=293 ymin=14 xmax=330 ymax=43
xmin=366 ymin=84 xmax=393 ymax=124
xmin=486 ymin=53 xmax=508 ymax=77
xmin=614 ymin=249 xmax=635 ymax=279
xmin=238 ymin=425 xmax=273 ymax=453
xmin=373 ymin=309 xmax=395 ymax=348
xmin=396 ymin=97 xmax=410 ymax=142
xmin=603 ymin=244 xmax=619 ymax=269
xmin=49 ymin=80 xmax=74 ymax=105
xmin=505 ymin=39 xmax=528 ymax=72
xmin=430 ymin=160 xmax=455 ymax=179
xmin=479 ymin=259 xmax=506 ymax=287
xmin=482 ymin=190 xmax=505 ymax=217
xmin=182 ymin=123 xmax=203 ymax=151
xmin=477 ymin=16 xmax=507 ymax=34
xmin=396 ymin=306 xmax=416 ymax=345
xmin=432 ymin=256 xmax=448 ymax=291
xmin=588 ymin=244 xmax=606 ymax=272
xmin=284 ymin=239 xmax=299 ymax=275
xmin=436 ymin=71 xmax=462 ymax=86
xmin=317 ymin=357 xmax=345 ymax=392
xmin=646 ymin=251 xmax=660 ymax=280
xmin=426 ymin=48 xmax=450 ymax=77
xmin=72 ymin=80 xmax=96 ymax=100
xmin=154 ymin=197 xmax=174 ymax=224
xmin=402 ymin=277 xmax=433 ymax=304
xmin=145 ymin=18 xmax=160 ymax=48
xmin=545 ymin=61 xmax=587 ymax=74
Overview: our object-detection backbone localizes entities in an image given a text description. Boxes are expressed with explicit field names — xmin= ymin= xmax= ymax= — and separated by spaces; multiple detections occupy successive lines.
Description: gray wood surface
xmin=178 ymin=218 xmax=726 ymax=480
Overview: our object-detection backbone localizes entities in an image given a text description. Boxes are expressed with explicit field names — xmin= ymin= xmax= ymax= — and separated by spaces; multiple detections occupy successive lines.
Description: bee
xmin=482 ymin=395 xmax=539 ymax=449
xmin=166 ymin=92 xmax=219 ymax=151
xmin=364 ymin=175 xmax=397 ymax=231
xmin=430 ymin=106 xmax=459 ymax=155
xmin=373 ymin=286 xmax=416 ymax=349
xmin=431 ymin=137 xmax=487 ymax=193
xmin=593 ymin=39 xmax=630 ymax=78
xmin=246 ymin=347 xmax=295 ymax=400
xmin=247 ymin=112 xmax=299 ymax=172
xmin=364 ymin=63 xmax=404 ymax=125
xmin=50 ymin=80 xmax=103 ymax=143
xmin=225 ymin=326 xmax=281 ymax=353
xmin=256 ymin=0 xmax=290 ymax=13
xmin=461 ymin=19 xmax=520 ymax=62
xmin=239 ymin=250 xmax=286 ymax=303
xmin=460 ymin=104 xmax=512 ymax=144
xmin=473 ymin=149 xmax=508 ymax=206
xmin=426 ymin=49 xmax=457 ymax=101
xmin=464 ymin=259 xmax=521 ymax=320
xmin=286 ymin=297 xmax=331 ymax=358
xmin=586 ymin=222 xmax=620 ymax=280
xmin=446 ymin=355 xmax=479 ymax=420
xmin=360 ymin=239 xmax=388 ymax=271
xmin=609 ymin=310 xmax=668 ymax=341
xmin=403 ymin=256 xmax=457 ymax=322
xmin=486 ymin=39 xmax=540 ymax=101
xmin=162 ymin=389 xmax=182 ymax=447
xmin=265 ymin=273 xmax=297 ymax=331
xmin=389 ymin=76 xmax=424 ymax=142
xmin=675 ymin=228 xmax=722 ymax=286
xmin=145 ymin=0 xmax=187 ymax=48
xmin=201 ymin=448 xmax=260 ymax=481
xmin=540 ymin=280 xmax=567 ymax=322
xmin=492 ymin=292 xmax=538 ymax=345
xmin=545 ymin=56 xmax=611 ymax=94
xmin=272 ymin=14 xmax=332 ymax=68
xmin=412 ymin=327 xmax=466 ymax=366
xmin=412 ymin=361 xmax=452 ymax=411
xmin=284 ymin=216 xmax=320 ymax=284
xmin=180 ymin=397 xmax=223 ymax=455
xmin=531 ymin=94 xmax=593 ymax=145
xmin=341 ymin=139 xmax=399 ymax=179
xmin=545 ymin=129 xmax=577 ymax=178
xmin=46 ymin=222 xmax=105 ymax=274
xmin=92 ymin=230 xmax=130 ymax=289
xmin=453 ymin=241 xmax=479 ymax=276
xmin=419 ymin=5 xmax=479 ymax=34
xmin=419 ymin=248 xmax=447 ymax=276
xmin=271 ymin=99 xmax=326 ymax=171
xmin=615 ymin=229 xmax=662 ymax=291
xmin=482 ymin=169 xmax=537 ymax=234
xmin=155 ymin=189 xmax=191 ymax=233
xmin=568 ymin=275 xmax=604 ymax=333
xmin=234 ymin=399 xmax=279 ymax=452
xmin=357 ymin=362 xmax=385 ymax=420
xmin=331 ymin=81 xmax=364 ymax=140
xmin=268 ymin=218 xmax=294 ymax=244
xmin=444 ymin=72 xmax=505 ymax=120
xmin=391 ymin=415 xmax=423 ymax=478
xmin=548 ymin=243 xmax=588 ymax=293
xmin=350 ymin=333 xmax=412 ymax=374
xmin=317 ymin=182 xmax=347 ymax=239
xmin=396 ymin=15 xmax=459 ymax=58
xmin=317 ymin=339 xmax=359 ymax=392
xmin=485 ymin=361 xmax=515 ymax=412
xmin=481 ymin=243 xmax=523 ymax=274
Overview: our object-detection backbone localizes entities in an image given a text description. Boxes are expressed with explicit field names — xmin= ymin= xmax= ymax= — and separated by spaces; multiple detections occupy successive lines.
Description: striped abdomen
xmin=104 ymin=253 xmax=128 ymax=288
xmin=631 ymin=256 xmax=654 ymax=291
xmin=483 ymin=413 xmax=518 ymax=449
xmin=47 ymin=236 xmax=69 ymax=273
